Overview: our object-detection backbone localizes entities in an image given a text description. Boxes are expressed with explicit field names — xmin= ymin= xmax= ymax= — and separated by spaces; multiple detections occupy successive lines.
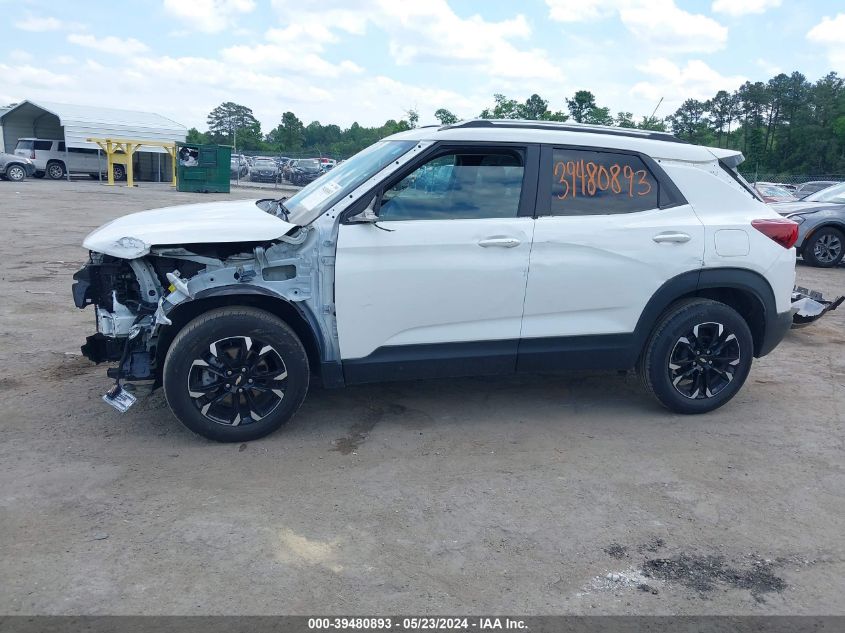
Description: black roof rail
xmin=439 ymin=119 xmax=685 ymax=144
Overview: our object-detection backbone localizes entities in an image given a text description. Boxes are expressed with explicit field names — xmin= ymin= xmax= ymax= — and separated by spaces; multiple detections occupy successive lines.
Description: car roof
xmin=385 ymin=119 xmax=740 ymax=164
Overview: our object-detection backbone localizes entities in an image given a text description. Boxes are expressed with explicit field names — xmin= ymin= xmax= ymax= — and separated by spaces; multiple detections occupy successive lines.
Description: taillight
xmin=30 ymin=151 xmax=35 ymax=159
xmin=752 ymin=218 xmax=799 ymax=249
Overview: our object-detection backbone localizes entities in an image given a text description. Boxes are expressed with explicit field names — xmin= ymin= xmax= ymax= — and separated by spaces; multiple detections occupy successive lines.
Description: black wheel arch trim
xmin=633 ymin=267 xmax=780 ymax=360
xmin=155 ymin=285 xmax=336 ymax=385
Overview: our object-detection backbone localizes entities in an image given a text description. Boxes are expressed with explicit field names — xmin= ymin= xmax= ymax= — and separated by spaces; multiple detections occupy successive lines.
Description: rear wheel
xmin=163 ymin=307 xmax=310 ymax=442
xmin=638 ymin=299 xmax=753 ymax=414
xmin=802 ymin=227 xmax=844 ymax=268
xmin=6 ymin=164 xmax=26 ymax=182
xmin=112 ymin=164 xmax=126 ymax=181
xmin=46 ymin=161 xmax=65 ymax=179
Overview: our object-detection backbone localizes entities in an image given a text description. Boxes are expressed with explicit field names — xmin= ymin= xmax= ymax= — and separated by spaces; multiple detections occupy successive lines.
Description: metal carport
xmin=0 ymin=100 xmax=187 ymax=181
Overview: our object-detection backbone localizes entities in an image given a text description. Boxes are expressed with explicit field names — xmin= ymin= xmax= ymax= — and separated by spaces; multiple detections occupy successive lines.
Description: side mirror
xmin=347 ymin=195 xmax=380 ymax=224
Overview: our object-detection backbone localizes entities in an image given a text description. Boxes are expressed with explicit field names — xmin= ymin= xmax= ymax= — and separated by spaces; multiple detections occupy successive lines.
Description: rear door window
xmin=34 ymin=140 xmax=53 ymax=151
xmin=547 ymin=148 xmax=659 ymax=216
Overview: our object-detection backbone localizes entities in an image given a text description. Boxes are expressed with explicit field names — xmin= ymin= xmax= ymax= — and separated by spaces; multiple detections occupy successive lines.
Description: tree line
xmin=188 ymin=70 xmax=845 ymax=175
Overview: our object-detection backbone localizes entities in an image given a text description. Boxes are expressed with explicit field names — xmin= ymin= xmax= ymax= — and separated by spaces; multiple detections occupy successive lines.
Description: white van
xmin=14 ymin=138 xmax=125 ymax=180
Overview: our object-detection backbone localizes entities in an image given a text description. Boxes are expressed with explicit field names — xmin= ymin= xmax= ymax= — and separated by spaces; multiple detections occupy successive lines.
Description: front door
xmin=335 ymin=144 xmax=538 ymax=383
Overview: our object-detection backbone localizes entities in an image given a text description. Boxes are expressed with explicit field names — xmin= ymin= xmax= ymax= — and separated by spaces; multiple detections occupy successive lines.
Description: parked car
xmin=230 ymin=156 xmax=249 ymax=179
xmin=794 ymin=180 xmax=839 ymax=199
xmin=249 ymin=158 xmax=280 ymax=183
xmin=0 ymin=152 xmax=36 ymax=182
xmin=773 ymin=181 xmax=845 ymax=267
xmin=753 ymin=182 xmax=798 ymax=203
xmin=72 ymin=119 xmax=797 ymax=441
xmin=288 ymin=158 xmax=323 ymax=185
xmin=319 ymin=157 xmax=337 ymax=171
xmin=14 ymin=138 xmax=126 ymax=180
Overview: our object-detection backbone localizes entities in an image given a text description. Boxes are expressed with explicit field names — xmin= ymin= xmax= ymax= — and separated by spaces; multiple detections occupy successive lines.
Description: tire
xmin=46 ymin=161 xmax=65 ymax=179
xmin=802 ymin=227 xmax=844 ymax=268
xmin=6 ymin=164 xmax=26 ymax=182
xmin=163 ymin=307 xmax=310 ymax=442
xmin=638 ymin=298 xmax=753 ymax=414
xmin=112 ymin=165 xmax=126 ymax=181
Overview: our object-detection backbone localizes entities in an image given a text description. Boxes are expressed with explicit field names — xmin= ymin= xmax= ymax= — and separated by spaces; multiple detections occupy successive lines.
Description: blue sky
xmin=2 ymin=0 xmax=844 ymax=133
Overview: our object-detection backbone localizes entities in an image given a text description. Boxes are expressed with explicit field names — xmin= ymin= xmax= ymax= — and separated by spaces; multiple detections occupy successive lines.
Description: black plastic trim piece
xmin=516 ymin=333 xmax=634 ymax=372
xmin=443 ymin=119 xmax=686 ymax=144
xmin=343 ymin=339 xmax=518 ymax=385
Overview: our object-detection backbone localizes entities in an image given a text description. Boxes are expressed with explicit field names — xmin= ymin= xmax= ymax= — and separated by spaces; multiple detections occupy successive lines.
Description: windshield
xmin=285 ymin=140 xmax=417 ymax=225
xmin=807 ymin=182 xmax=845 ymax=203
xmin=254 ymin=160 xmax=275 ymax=167
xmin=15 ymin=140 xmax=34 ymax=151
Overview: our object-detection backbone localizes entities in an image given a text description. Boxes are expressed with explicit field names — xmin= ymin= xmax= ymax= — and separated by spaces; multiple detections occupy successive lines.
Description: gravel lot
xmin=1 ymin=179 xmax=843 ymax=615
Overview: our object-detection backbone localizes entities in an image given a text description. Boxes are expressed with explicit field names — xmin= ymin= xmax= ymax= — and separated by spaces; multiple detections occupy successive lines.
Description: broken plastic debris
xmin=791 ymin=286 xmax=844 ymax=327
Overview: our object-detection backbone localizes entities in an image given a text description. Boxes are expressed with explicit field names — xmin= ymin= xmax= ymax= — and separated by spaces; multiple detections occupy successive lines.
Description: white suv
xmin=72 ymin=120 xmax=797 ymax=441
xmin=14 ymin=138 xmax=125 ymax=180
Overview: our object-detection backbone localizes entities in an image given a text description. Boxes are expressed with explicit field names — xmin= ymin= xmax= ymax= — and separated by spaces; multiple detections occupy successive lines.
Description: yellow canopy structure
xmin=86 ymin=137 xmax=178 ymax=187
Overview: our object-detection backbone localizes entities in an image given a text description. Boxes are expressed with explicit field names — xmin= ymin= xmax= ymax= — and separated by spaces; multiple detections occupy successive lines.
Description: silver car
xmin=0 ymin=152 xmax=35 ymax=182
xmin=775 ymin=182 xmax=845 ymax=267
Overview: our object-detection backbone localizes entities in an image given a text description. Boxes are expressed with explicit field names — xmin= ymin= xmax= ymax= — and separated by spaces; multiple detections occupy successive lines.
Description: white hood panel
xmin=83 ymin=199 xmax=296 ymax=258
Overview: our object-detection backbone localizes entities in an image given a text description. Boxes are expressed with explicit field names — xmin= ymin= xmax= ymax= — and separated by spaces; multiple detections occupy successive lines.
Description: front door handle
xmin=653 ymin=231 xmax=691 ymax=244
xmin=478 ymin=237 xmax=521 ymax=248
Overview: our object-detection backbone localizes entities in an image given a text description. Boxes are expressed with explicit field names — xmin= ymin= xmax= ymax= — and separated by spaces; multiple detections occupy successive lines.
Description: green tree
xmin=268 ymin=111 xmax=305 ymax=152
xmin=566 ymin=90 xmax=597 ymax=123
xmin=186 ymin=127 xmax=207 ymax=144
xmin=616 ymin=112 xmax=635 ymax=128
xmin=206 ymin=102 xmax=261 ymax=147
xmin=434 ymin=108 xmax=459 ymax=125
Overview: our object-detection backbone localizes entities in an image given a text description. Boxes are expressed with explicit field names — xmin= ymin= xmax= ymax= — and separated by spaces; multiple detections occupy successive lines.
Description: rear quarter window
xmin=549 ymin=148 xmax=659 ymax=216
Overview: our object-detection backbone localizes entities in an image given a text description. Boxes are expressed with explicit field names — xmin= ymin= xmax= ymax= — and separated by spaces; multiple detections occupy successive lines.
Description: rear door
xmin=335 ymin=144 xmax=539 ymax=382
xmin=519 ymin=145 xmax=705 ymax=369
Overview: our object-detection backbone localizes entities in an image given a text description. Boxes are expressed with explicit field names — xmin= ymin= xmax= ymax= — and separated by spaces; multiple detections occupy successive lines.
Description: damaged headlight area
xmin=72 ymin=253 xmax=161 ymax=381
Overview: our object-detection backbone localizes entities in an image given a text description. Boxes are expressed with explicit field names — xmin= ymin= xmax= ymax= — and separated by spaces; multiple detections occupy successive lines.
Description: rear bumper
xmin=758 ymin=310 xmax=793 ymax=358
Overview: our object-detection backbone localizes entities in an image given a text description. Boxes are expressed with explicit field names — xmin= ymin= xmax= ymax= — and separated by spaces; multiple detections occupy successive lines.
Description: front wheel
xmin=112 ymin=164 xmax=126 ymax=181
xmin=802 ymin=227 xmax=844 ymax=268
xmin=6 ymin=164 xmax=26 ymax=182
xmin=163 ymin=307 xmax=310 ymax=442
xmin=638 ymin=299 xmax=753 ymax=414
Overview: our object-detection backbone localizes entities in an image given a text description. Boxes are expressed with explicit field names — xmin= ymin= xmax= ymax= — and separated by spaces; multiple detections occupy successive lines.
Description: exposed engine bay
xmin=72 ymin=200 xmax=339 ymax=387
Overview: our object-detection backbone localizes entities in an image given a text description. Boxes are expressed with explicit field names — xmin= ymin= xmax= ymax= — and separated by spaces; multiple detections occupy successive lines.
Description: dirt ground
xmin=0 ymin=179 xmax=843 ymax=615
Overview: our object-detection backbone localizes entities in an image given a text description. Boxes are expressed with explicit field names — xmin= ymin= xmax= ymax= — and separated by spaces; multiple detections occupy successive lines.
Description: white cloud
xmin=220 ymin=43 xmax=363 ymax=77
xmin=270 ymin=0 xmax=562 ymax=83
xmin=14 ymin=15 xmax=63 ymax=31
xmin=0 ymin=63 xmax=73 ymax=90
xmin=67 ymin=34 xmax=149 ymax=57
xmin=711 ymin=0 xmax=781 ymax=17
xmin=162 ymin=0 xmax=256 ymax=34
xmin=9 ymin=49 xmax=34 ymax=63
xmin=632 ymin=58 xmax=746 ymax=110
xmin=620 ymin=1 xmax=727 ymax=53
xmin=546 ymin=0 xmax=727 ymax=53
xmin=545 ymin=0 xmax=618 ymax=23
xmin=807 ymin=13 xmax=845 ymax=72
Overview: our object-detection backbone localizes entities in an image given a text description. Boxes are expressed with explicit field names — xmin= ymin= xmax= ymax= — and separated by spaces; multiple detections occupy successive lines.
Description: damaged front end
xmin=71 ymin=204 xmax=339 ymax=406
xmin=791 ymin=286 xmax=844 ymax=327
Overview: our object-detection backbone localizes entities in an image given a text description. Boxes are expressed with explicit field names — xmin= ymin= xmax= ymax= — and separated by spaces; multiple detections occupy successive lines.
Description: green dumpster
xmin=176 ymin=143 xmax=231 ymax=193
